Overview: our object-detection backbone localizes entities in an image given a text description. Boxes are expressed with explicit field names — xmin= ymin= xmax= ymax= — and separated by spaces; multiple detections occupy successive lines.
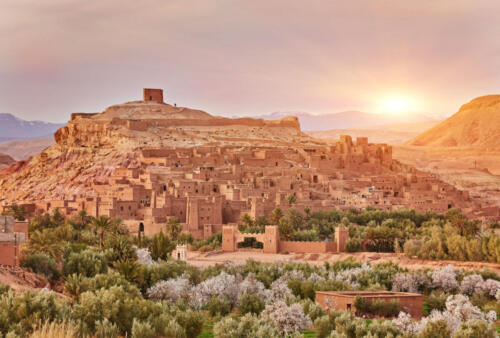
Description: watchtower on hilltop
xmin=143 ymin=88 xmax=163 ymax=103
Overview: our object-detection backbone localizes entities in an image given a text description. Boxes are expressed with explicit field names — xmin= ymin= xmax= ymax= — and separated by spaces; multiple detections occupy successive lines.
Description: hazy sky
xmin=1 ymin=0 xmax=500 ymax=122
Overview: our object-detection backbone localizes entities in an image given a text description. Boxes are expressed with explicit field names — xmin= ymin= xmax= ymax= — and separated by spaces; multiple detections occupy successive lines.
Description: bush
xmin=452 ymin=319 xmax=497 ymax=338
xmin=63 ymin=249 xmax=107 ymax=277
xmin=0 ymin=290 xmax=69 ymax=336
xmin=425 ymin=292 xmax=448 ymax=314
xmin=21 ymin=253 xmax=61 ymax=281
xmin=207 ymin=295 xmax=231 ymax=317
xmin=131 ymin=319 xmax=155 ymax=338
xmin=354 ymin=296 xmax=400 ymax=318
xmin=301 ymin=298 xmax=326 ymax=321
xmin=314 ymin=314 xmax=337 ymax=338
xmin=95 ymin=319 xmax=119 ymax=338
xmin=344 ymin=238 xmax=362 ymax=252
xmin=239 ymin=293 xmax=265 ymax=315
xmin=173 ymin=309 xmax=203 ymax=338
xmin=30 ymin=321 xmax=77 ymax=338
xmin=213 ymin=313 xmax=281 ymax=338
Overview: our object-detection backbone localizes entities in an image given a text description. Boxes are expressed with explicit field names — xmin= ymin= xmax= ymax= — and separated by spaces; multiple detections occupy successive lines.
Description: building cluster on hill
xmin=3 ymin=134 xmax=497 ymax=239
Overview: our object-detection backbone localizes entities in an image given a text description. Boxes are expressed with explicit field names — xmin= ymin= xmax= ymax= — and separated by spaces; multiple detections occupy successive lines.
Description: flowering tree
xmin=392 ymin=272 xmax=430 ymax=293
xmin=134 ymin=246 xmax=154 ymax=266
xmin=459 ymin=274 xmax=483 ymax=295
xmin=238 ymin=273 xmax=266 ymax=301
xmin=431 ymin=265 xmax=459 ymax=292
xmin=146 ymin=277 xmax=191 ymax=302
xmin=191 ymin=272 xmax=239 ymax=309
xmin=393 ymin=294 xmax=497 ymax=334
xmin=263 ymin=301 xmax=312 ymax=336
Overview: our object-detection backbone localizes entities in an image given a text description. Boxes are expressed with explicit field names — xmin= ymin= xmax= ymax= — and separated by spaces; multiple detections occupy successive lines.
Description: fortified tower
xmin=143 ymin=88 xmax=164 ymax=103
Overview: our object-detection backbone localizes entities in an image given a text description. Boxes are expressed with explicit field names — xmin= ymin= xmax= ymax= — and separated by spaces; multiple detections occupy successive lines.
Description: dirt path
xmin=187 ymin=251 xmax=500 ymax=274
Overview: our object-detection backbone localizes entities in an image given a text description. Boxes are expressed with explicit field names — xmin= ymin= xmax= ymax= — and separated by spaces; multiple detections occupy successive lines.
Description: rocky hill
xmin=0 ymin=96 xmax=311 ymax=202
xmin=0 ymin=153 xmax=14 ymax=170
xmin=407 ymin=95 xmax=500 ymax=147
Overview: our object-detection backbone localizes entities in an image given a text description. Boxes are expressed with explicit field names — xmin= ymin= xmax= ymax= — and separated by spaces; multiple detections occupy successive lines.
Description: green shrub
xmin=131 ymin=319 xmax=155 ymax=338
xmin=207 ymin=295 xmax=231 ymax=317
xmin=213 ymin=313 xmax=281 ymax=338
xmin=71 ymin=286 xmax=161 ymax=335
xmin=95 ymin=319 xmax=119 ymax=338
xmin=353 ymin=296 xmax=400 ymax=317
xmin=425 ymin=291 xmax=448 ymax=314
xmin=453 ymin=319 xmax=497 ymax=338
xmin=163 ymin=319 xmax=187 ymax=338
xmin=420 ymin=319 xmax=451 ymax=338
xmin=239 ymin=293 xmax=265 ymax=315
xmin=21 ymin=253 xmax=61 ymax=281
xmin=0 ymin=290 xmax=69 ymax=336
xmin=63 ymin=249 xmax=107 ymax=277
xmin=301 ymin=298 xmax=326 ymax=321
xmin=174 ymin=309 xmax=204 ymax=338
xmin=344 ymin=238 xmax=362 ymax=252
xmin=314 ymin=315 xmax=335 ymax=338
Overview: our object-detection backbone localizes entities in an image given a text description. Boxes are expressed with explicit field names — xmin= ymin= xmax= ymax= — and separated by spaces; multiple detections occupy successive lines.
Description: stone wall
xmin=315 ymin=291 xmax=423 ymax=319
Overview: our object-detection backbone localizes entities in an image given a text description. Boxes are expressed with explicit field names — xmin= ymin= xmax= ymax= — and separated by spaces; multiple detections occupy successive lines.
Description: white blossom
xmin=263 ymin=301 xmax=312 ymax=336
xmin=392 ymin=272 xmax=430 ymax=293
xmin=392 ymin=312 xmax=420 ymax=335
xmin=431 ymin=265 xmax=459 ymax=292
xmin=238 ymin=273 xmax=266 ymax=299
xmin=475 ymin=279 xmax=500 ymax=297
xmin=146 ymin=277 xmax=191 ymax=302
xmin=134 ymin=246 xmax=154 ymax=265
xmin=191 ymin=272 xmax=239 ymax=309
xmin=459 ymin=274 xmax=483 ymax=295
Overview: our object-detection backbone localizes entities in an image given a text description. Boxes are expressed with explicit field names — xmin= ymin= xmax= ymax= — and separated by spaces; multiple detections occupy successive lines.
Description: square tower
xmin=143 ymin=88 xmax=163 ymax=103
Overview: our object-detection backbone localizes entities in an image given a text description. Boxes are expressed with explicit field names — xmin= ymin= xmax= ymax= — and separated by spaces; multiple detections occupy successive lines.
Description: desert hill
xmin=0 ymin=138 xmax=54 ymax=161
xmin=308 ymin=121 xmax=440 ymax=145
xmin=407 ymin=95 xmax=500 ymax=147
xmin=257 ymin=111 xmax=434 ymax=131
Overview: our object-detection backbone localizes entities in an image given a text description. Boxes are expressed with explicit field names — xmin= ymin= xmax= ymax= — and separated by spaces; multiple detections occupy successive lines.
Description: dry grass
xmin=30 ymin=321 xmax=78 ymax=338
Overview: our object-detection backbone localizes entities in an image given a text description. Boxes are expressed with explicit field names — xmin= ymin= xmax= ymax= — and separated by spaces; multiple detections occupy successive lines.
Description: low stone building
xmin=315 ymin=290 xmax=423 ymax=319
xmin=0 ymin=216 xmax=27 ymax=266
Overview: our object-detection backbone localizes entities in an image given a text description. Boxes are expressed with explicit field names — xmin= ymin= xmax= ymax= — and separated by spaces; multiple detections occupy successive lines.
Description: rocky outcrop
xmin=408 ymin=95 xmax=500 ymax=147
xmin=0 ymin=153 xmax=14 ymax=170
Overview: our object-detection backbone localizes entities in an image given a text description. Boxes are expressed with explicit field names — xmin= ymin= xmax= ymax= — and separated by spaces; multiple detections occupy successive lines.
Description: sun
xmin=379 ymin=96 xmax=415 ymax=115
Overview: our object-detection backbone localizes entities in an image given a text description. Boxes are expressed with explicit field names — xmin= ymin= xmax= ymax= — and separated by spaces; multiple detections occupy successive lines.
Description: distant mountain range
xmin=255 ymin=111 xmax=436 ymax=131
xmin=0 ymin=113 xmax=63 ymax=140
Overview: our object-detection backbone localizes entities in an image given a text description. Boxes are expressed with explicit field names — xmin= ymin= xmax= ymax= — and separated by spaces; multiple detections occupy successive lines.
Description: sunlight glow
xmin=379 ymin=95 xmax=415 ymax=115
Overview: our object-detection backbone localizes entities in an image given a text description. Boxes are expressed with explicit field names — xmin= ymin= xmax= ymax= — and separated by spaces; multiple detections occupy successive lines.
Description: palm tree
xmin=91 ymin=215 xmax=116 ymax=249
xmin=286 ymin=194 xmax=297 ymax=206
xmin=165 ymin=217 xmax=182 ymax=241
xmin=28 ymin=230 xmax=64 ymax=261
xmin=270 ymin=208 xmax=283 ymax=225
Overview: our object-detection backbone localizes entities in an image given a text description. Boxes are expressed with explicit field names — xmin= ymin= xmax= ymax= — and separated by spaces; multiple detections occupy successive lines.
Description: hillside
xmin=0 ymin=95 xmax=312 ymax=202
xmin=257 ymin=111 xmax=434 ymax=131
xmin=0 ymin=138 xmax=54 ymax=161
xmin=408 ymin=95 xmax=500 ymax=147
xmin=308 ymin=121 xmax=440 ymax=145
xmin=0 ymin=153 xmax=14 ymax=170
xmin=0 ymin=113 xmax=63 ymax=139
